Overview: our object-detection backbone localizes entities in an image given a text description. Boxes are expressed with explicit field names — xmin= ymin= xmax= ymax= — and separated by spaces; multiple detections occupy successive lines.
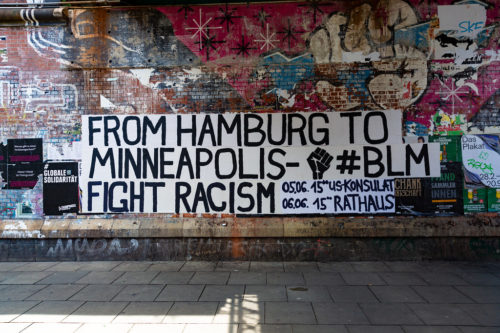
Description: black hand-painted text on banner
xmin=83 ymin=111 xmax=402 ymax=148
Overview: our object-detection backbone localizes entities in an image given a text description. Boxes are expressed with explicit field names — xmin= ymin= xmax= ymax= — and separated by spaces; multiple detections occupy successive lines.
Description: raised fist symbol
xmin=308 ymin=0 xmax=428 ymax=110
xmin=307 ymin=148 xmax=333 ymax=180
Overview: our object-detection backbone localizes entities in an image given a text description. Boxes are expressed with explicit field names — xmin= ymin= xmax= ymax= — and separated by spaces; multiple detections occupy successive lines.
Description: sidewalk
xmin=0 ymin=261 xmax=498 ymax=333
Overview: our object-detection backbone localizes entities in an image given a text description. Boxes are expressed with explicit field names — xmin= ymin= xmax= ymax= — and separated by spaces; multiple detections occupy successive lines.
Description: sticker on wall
xmin=462 ymin=134 xmax=500 ymax=188
xmin=43 ymin=162 xmax=79 ymax=215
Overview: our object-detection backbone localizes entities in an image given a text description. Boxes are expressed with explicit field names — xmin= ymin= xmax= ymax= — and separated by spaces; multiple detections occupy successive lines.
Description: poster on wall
xmin=43 ymin=162 xmax=79 ymax=215
xmin=461 ymin=134 xmax=500 ymax=188
xmin=7 ymin=138 xmax=43 ymax=163
xmin=395 ymin=163 xmax=463 ymax=216
xmin=5 ymin=138 xmax=43 ymax=189
xmin=80 ymin=112 xmax=441 ymax=214
xmin=7 ymin=163 xmax=43 ymax=189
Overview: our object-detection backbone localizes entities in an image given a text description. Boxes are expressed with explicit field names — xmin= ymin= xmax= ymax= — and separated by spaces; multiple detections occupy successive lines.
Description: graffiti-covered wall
xmin=0 ymin=0 xmax=499 ymax=219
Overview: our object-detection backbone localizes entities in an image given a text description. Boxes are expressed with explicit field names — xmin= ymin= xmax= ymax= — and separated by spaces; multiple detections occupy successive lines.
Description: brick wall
xmin=0 ymin=0 xmax=499 ymax=219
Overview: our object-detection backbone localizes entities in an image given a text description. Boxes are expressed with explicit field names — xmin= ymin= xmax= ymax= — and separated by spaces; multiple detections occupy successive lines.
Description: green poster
xmin=463 ymin=188 xmax=487 ymax=213
xmin=429 ymin=136 xmax=462 ymax=163
xmin=487 ymin=188 xmax=500 ymax=212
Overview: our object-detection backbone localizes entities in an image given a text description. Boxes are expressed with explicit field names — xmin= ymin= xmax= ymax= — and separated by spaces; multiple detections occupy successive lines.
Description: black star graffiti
xmin=216 ymin=3 xmax=242 ymax=31
xmin=231 ymin=35 xmax=256 ymax=57
xmin=254 ymin=7 xmax=271 ymax=28
xmin=195 ymin=28 xmax=225 ymax=61
xmin=277 ymin=19 xmax=305 ymax=50
xmin=177 ymin=5 xmax=194 ymax=19
xmin=298 ymin=0 xmax=333 ymax=25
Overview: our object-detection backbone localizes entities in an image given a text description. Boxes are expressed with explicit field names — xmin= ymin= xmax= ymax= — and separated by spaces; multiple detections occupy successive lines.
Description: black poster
xmin=7 ymin=138 xmax=43 ymax=163
xmin=0 ymin=142 xmax=6 ymax=164
xmin=429 ymin=162 xmax=464 ymax=215
xmin=7 ymin=163 xmax=43 ymax=189
xmin=0 ymin=163 xmax=6 ymax=189
xmin=395 ymin=162 xmax=463 ymax=215
xmin=43 ymin=162 xmax=79 ymax=215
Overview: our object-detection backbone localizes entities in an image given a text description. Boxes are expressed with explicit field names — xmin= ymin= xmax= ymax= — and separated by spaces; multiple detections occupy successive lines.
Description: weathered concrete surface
xmin=0 ymin=216 xmax=499 ymax=239
xmin=0 ymin=237 xmax=498 ymax=261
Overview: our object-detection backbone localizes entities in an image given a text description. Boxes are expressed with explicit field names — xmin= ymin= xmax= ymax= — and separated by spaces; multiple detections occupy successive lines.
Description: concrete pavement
xmin=0 ymin=260 xmax=498 ymax=332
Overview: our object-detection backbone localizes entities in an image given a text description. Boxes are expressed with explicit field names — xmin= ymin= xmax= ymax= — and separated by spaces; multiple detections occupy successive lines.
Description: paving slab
xmin=0 ymin=301 xmax=40 ymax=322
xmin=156 ymin=284 xmax=204 ymax=301
xmin=408 ymin=303 xmax=478 ymax=325
xmin=37 ymin=271 xmax=90 ymax=284
xmin=283 ymin=262 xmax=319 ymax=272
xmin=0 ymin=285 xmax=47 ymax=301
xmin=359 ymin=303 xmax=423 ymax=325
xmin=150 ymin=271 xmax=194 ymax=284
xmin=312 ymin=302 xmax=369 ymax=325
xmin=180 ymin=262 xmax=216 ymax=272
xmin=112 ymin=262 xmax=152 ymax=272
xmin=27 ymin=284 xmax=85 ymax=301
xmin=378 ymin=272 xmax=427 ymax=285
xmin=458 ymin=273 xmax=500 ymax=285
xmin=70 ymin=284 xmax=125 ymax=301
xmin=250 ymin=262 xmax=284 ymax=272
xmin=112 ymin=284 xmax=164 ymax=301
xmin=369 ymin=286 xmax=425 ymax=303
xmin=12 ymin=262 xmax=58 ymax=271
xmin=128 ymin=323 xmax=185 ymax=333
xmin=317 ymin=262 xmax=355 ymax=272
xmin=237 ymin=324 xmax=292 ymax=333
xmin=113 ymin=302 xmax=173 ymax=324
xmin=13 ymin=300 xmax=84 ymax=323
xmin=384 ymin=261 xmax=427 ymax=272
xmin=303 ymin=272 xmax=345 ymax=285
xmin=346 ymin=325 xmax=404 ymax=333
xmin=189 ymin=272 xmax=230 ymax=285
xmin=244 ymin=285 xmax=287 ymax=301
xmin=0 ymin=263 xmax=28 ymax=271
xmin=183 ymin=323 xmax=238 ymax=333
xmin=418 ymin=272 xmax=469 ymax=285
xmin=292 ymin=324 xmax=348 ymax=333
xmin=163 ymin=301 xmax=218 ymax=323
xmin=455 ymin=286 xmax=500 ymax=303
xmin=215 ymin=261 xmax=250 ymax=272
xmin=199 ymin=285 xmax=245 ymax=301
xmin=1 ymin=272 xmax=53 ymax=284
xmin=74 ymin=262 xmax=122 ymax=272
xmin=458 ymin=304 xmax=500 ymax=326
xmin=147 ymin=261 xmax=185 ymax=272
xmin=341 ymin=272 xmax=386 ymax=285
xmin=351 ymin=262 xmax=391 ymax=272
xmin=412 ymin=286 xmax=474 ymax=303
xmin=457 ymin=327 xmax=500 ymax=333
xmin=228 ymin=272 xmax=266 ymax=285
xmin=76 ymin=323 xmax=133 ymax=333
xmin=287 ymin=285 xmax=332 ymax=302
xmin=267 ymin=272 xmax=305 ymax=285
xmin=22 ymin=323 xmax=82 ymax=333
xmin=213 ymin=300 xmax=264 ymax=324
xmin=0 ymin=323 xmax=31 ymax=333
xmin=63 ymin=301 xmax=128 ymax=323
xmin=75 ymin=271 xmax=124 ymax=284
xmin=47 ymin=262 xmax=85 ymax=272
xmin=111 ymin=271 xmax=159 ymax=284
xmin=328 ymin=286 xmax=379 ymax=303
xmin=402 ymin=326 xmax=461 ymax=333
xmin=265 ymin=301 xmax=316 ymax=324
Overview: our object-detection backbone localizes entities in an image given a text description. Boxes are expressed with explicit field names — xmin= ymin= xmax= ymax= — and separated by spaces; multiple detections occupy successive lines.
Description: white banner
xmin=81 ymin=112 xmax=440 ymax=214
